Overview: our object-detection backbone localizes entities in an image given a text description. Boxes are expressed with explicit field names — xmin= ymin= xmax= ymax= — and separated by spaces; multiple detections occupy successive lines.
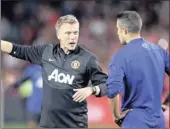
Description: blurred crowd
xmin=1 ymin=0 xmax=169 ymax=123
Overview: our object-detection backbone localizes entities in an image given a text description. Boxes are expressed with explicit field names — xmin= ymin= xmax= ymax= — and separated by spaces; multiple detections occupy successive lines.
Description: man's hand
xmin=114 ymin=109 xmax=132 ymax=127
xmin=73 ymin=87 xmax=93 ymax=102
xmin=162 ymin=104 xmax=168 ymax=112
xmin=115 ymin=109 xmax=132 ymax=120
xmin=109 ymin=94 xmax=132 ymax=127
xmin=1 ymin=40 xmax=13 ymax=53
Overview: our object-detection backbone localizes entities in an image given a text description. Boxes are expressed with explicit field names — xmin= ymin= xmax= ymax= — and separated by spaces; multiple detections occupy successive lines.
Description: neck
xmin=60 ymin=44 xmax=70 ymax=54
xmin=126 ymin=33 xmax=141 ymax=44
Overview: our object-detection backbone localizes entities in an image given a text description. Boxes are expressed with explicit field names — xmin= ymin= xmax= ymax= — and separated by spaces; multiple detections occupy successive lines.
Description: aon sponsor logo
xmin=48 ymin=69 xmax=75 ymax=85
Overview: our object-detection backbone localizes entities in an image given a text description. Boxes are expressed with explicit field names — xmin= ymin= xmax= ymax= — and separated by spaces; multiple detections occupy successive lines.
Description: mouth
xmin=69 ymin=42 xmax=76 ymax=45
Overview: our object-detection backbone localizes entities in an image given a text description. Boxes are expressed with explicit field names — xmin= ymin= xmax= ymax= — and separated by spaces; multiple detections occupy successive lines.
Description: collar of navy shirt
xmin=127 ymin=37 xmax=144 ymax=44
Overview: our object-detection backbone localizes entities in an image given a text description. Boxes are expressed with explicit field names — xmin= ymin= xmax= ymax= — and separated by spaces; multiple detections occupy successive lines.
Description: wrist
xmin=92 ymin=87 xmax=97 ymax=95
xmin=115 ymin=115 xmax=122 ymax=120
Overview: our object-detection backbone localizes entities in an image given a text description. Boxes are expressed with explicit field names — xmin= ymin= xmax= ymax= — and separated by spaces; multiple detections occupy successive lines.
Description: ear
xmin=56 ymin=31 xmax=60 ymax=40
xmin=123 ymin=28 xmax=128 ymax=35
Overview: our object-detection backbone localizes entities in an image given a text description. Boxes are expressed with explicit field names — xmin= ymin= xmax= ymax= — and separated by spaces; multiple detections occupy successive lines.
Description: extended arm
xmin=1 ymin=40 xmax=47 ymax=65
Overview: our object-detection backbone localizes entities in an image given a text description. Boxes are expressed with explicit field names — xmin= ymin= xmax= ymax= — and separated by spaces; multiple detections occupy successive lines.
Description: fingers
xmin=115 ymin=119 xmax=123 ymax=127
xmin=74 ymin=94 xmax=87 ymax=102
xmin=73 ymin=89 xmax=87 ymax=102
xmin=72 ymin=89 xmax=80 ymax=98
xmin=120 ymin=109 xmax=132 ymax=118
xmin=73 ymin=89 xmax=78 ymax=91
xmin=73 ymin=93 xmax=86 ymax=102
xmin=114 ymin=109 xmax=132 ymax=127
xmin=162 ymin=104 xmax=168 ymax=112
xmin=124 ymin=109 xmax=132 ymax=114
xmin=73 ymin=87 xmax=92 ymax=102
xmin=73 ymin=91 xmax=82 ymax=102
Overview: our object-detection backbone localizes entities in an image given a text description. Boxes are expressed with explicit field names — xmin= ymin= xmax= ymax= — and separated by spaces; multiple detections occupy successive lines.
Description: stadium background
xmin=1 ymin=0 xmax=169 ymax=128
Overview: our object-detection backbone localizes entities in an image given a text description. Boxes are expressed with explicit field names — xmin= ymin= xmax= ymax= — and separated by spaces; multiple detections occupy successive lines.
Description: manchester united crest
xmin=71 ymin=60 xmax=80 ymax=69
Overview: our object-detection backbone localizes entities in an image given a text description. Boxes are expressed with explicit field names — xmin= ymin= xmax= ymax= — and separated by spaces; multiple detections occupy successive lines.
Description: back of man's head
xmin=117 ymin=11 xmax=142 ymax=34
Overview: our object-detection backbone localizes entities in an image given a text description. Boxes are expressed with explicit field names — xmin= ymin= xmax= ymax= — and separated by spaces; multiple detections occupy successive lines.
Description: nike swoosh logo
xmin=49 ymin=58 xmax=55 ymax=61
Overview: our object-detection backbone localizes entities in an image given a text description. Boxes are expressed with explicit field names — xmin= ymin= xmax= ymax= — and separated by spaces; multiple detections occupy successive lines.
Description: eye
xmin=74 ymin=31 xmax=78 ymax=35
xmin=66 ymin=32 xmax=71 ymax=35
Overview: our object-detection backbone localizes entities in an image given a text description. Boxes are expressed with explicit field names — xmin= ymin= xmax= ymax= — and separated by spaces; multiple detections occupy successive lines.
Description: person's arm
xmin=1 ymin=40 xmax=13 ymax=53
xmin=158 ymin=43 xmax=170 ymax=111
xmin=1 ymin=40 xmax=47 ymax=65
xmin=86 ymin=56 xmax=108 ymax=97
xmin=161 ymin=93 xmax=170 ymax=112
xmin=109 ymin=94 xmax=132 ymax=126
xmin=162 ymin=49 xmax=170 ymax=111
xmin=164 ymin=50 xmax=170 ymax=76
xmin=163 ymin=93 xmax=170 ymax=105
xmin=72 ymin=56 xmax=108 ymax=102
xmin=107 ymin=61 xmax=124 ymax=98
xmin=107 ymin=53 xmax=132 ymax=126
xmin=158 ymin=39 xmax=169 ymax=76
xmin=110 ymin=94 xmax=121 ymax=119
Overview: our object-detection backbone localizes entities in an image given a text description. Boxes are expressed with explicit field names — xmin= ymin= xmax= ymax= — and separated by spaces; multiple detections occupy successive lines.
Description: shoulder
xmin=78 ymin=45 xmax=97 ymax=59
xmin=41 ymin=43 xmax=58 ymax=52
xmin=109 ymin=46 xmax=128 ymax=68
xmin=111 ymin=47 xmax=125 ymax=61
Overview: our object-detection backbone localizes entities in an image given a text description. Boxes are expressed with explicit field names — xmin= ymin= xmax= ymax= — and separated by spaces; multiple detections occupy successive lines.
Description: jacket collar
xmin=54 ymin=43 xmax=80 ymax=55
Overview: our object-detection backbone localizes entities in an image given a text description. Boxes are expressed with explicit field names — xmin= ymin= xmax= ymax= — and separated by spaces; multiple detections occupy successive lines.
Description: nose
xmin=70 ymin=36 xmax=75 ymax=41
xmin=71 ymin=33 xmax=77 ymax=39
xmin=69 ymin=33 xmax=74 ymax=38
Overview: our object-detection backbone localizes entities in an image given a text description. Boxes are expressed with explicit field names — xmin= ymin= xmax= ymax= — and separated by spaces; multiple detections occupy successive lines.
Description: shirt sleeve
xmin=87 ymin=56 xmax=108 ymax=97
xmin=9 ymin=43 xmax=47 ymax=65
xmin=107 ymin=54 xmax=125 ymax=98
xmin=164 ymin=50 xmax=170 ymax=76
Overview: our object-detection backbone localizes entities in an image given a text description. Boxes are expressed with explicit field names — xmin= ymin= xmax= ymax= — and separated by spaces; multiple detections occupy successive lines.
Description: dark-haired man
xmin=107 ymin=11 xmax=169 ymax=128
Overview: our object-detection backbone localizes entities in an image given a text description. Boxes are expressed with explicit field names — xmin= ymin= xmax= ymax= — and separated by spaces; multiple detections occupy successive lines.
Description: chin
xmin=121 ymin=42 xmax=127 ymax=45
xmin=69 ymin=46 xmax=76 ymax=51
xmin=120 ymin=40 xmax=127 ymax=45
xmin=119 ymin=37 xmax=126 ymax=45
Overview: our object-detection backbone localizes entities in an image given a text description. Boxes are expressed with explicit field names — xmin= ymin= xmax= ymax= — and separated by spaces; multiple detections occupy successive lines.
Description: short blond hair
xmin=55 ymin=14 xmax=79 ymax=31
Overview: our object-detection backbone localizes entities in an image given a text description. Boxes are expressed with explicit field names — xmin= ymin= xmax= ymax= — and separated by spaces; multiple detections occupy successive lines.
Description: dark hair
xmin=117 ymin=11 xmax=142 ymax=33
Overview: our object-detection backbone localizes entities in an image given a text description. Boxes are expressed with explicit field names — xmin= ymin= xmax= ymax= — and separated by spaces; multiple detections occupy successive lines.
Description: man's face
xmin=116 ymin=20 xmax=127 ymax=45
xmin=57 ymin=23 xmax=79 ymax=51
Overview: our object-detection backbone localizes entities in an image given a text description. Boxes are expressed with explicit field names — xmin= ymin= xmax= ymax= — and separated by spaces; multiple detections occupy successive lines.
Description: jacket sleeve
xmin=107 ymin=54 xmax=125 ymax=98
xmin=87 ymin=56 xmax=108 ymax=97
xmin=9 ymin=43 xmax=47 ymax=65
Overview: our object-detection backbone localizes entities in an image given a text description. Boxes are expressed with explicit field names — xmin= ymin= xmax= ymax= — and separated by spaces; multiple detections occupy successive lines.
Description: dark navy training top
xmin=107 ymin=38 xmax=170 ymax=117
